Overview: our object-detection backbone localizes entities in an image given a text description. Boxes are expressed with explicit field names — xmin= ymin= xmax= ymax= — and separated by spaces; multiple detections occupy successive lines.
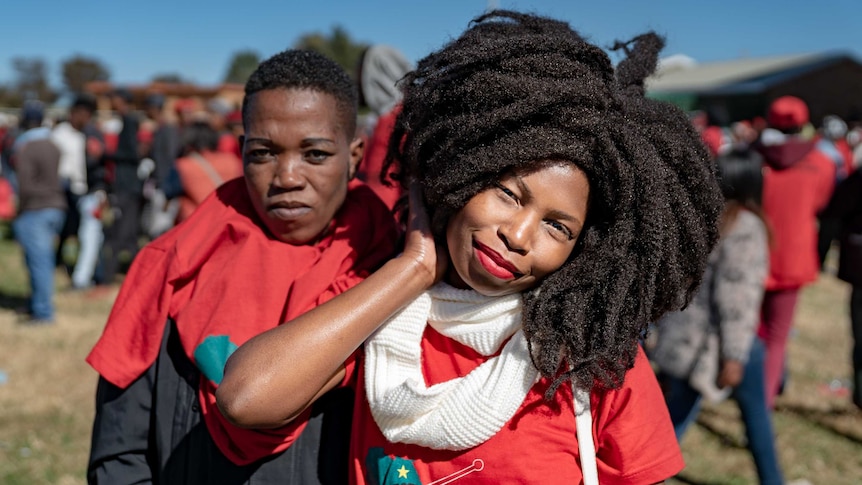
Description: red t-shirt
xmin=350 ymin=326 xmax=683 ymax=484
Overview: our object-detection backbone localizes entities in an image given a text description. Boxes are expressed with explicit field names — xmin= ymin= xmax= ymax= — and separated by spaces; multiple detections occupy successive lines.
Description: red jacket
xmin=760 ymin=139 xmax=836 ymax=289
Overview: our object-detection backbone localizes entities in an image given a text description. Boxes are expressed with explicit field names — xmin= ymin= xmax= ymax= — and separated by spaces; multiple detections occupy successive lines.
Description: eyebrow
xmin=300 ymin=137 xmax=337 ymax=146
xmin=243 ymin=137 xmax=337 ymax=146
xmin=515 ymin=175 xmax=583 ymax=228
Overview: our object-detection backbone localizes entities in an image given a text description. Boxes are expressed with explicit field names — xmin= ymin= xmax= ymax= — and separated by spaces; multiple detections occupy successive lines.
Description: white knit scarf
xmin=364 ymin=282 xmax=540 ymax=451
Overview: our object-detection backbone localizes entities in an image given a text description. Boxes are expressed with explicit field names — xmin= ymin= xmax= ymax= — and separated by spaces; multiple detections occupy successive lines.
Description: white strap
xmin=574 ymin=385 xmax=599 ymax=485
xmin=190 ymin=152 xmax=224 ymax=188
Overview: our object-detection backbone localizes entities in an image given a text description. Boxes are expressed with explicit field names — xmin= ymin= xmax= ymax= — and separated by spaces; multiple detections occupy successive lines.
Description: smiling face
xmin=445 ymin=162 xmax=590 ymax=297
xmin=241 ymin=88 xmax=362 ymax=244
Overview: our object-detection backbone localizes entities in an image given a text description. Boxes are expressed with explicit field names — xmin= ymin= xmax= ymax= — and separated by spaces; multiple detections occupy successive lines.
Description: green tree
xmin=61 ymin=54 xmax=110 ymax=94
xmin=223 ymin=50 xmax=260 ymax=84
xmin=11 ymin=57 xmax=55 ymax=103
xmin=0 ymin=84 xmax=21 ymax=107
xmin=294 ymin=25 xmax=368 ymax=77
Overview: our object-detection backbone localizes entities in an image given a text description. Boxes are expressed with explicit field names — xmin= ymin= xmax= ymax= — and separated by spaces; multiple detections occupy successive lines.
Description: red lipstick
xmin=474 ymin=242 xmax=521 ymax=280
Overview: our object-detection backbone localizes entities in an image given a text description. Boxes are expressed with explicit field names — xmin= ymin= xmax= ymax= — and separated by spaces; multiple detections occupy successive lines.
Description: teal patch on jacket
xmin=365 ymin=447 xmax=422 ymax=485
xmin=193 ymin=335 xmax=238 ymax=385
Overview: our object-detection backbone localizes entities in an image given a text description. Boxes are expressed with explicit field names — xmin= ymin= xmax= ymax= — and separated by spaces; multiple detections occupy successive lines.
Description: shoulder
xmin=598 ymin=347 xmax=664 ymax=412
xmin=20 ymin=137 xmax=61 ymax=158
xmin=591 ymin=346 xmax=684 ymax=481
xmin=805 ymin=146 xmax=839 ymax=170
xmin=211 ymin=150 xmax=242 ymax=166
xmin=719 ymin=210 xmax=768 ymax=262
xmin=729 ymin=210 xmax=766 ymax=238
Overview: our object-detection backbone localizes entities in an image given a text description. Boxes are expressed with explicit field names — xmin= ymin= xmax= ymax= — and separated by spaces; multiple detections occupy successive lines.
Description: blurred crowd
xmin=0 ymin=89 xmax=246 ymax=317
xmin=650 ymin=95 xmax=862 ymax=484
xmin=0 ymin=42 xmax=861 ymax=484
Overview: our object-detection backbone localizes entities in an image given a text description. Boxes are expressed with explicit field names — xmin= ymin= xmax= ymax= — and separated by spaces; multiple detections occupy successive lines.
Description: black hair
xmin=182 ymin=121 xmax=219 ymax=153
xmin=111 ymin=87 xmax=134 ymax=103
xmin=71 ymin=93 xmax=98 ymax=114
xmin=716 ymin=148 xmax=763 ymax=208
xmin=385 ymin=10 xmax=723 ymax=395
xmin=242 ymin=49 xmax=358 ymax=138
xmin=715 ymin=148 xmax=768 ymax=239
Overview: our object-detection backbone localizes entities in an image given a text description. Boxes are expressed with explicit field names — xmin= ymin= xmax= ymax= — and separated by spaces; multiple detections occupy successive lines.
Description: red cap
xmin=767 ymin=96 xmax=809 ymax=131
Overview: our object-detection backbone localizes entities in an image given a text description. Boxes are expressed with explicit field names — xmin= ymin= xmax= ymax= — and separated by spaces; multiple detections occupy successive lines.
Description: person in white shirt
xmin=50 ymin=94 xmax=102 ymax=289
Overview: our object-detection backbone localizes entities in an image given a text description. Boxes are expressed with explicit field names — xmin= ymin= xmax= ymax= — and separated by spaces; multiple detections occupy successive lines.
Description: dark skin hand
xmin=216 ymin=184 xmax=446 ymax=429
xmin=717 ymin=359 xmax=745 ymax=389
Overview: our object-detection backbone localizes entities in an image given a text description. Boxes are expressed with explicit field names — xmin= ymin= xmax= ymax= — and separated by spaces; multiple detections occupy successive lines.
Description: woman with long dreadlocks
xmin=217 ymin=10 xmax=723 ymax=484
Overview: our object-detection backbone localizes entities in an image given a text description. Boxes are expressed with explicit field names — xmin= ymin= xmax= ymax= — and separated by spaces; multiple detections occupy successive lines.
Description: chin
xmin=264 ymin=223 xmax=306 ymax=245
xmin=468 ymin=281 xmax=521 ymax=298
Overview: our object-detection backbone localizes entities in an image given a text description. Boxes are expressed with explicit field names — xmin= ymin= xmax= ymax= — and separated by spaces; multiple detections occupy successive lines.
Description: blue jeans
xmin=13 ymin=208 xmax=65 ymax=320
xmin=71 ymin=193 xmax=104 ymax=288
xmin=663 ymin=339 xmax=783 ymax=485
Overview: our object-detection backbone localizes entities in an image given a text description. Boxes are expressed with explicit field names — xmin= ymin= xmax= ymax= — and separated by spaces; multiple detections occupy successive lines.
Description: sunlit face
xmin=242 ymin=88 xmax=362 ymax=245
xmin=445 ymin=162 xmax=590 ymax=297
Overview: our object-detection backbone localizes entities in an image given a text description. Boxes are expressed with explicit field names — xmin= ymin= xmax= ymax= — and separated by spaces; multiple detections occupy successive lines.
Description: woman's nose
xmin=273 ymin=158 xmax=306 ymax=190
xmin=499 ymin=211 xmax=534 ymax=253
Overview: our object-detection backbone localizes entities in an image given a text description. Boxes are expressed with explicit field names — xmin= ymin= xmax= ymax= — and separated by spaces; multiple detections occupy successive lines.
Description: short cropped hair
xmin=71 ymin=93 xmax=98 ymax=114
xmin=242 ymin=49 xmax=358 ymax=138
xmin=182 ymin=121 xmax=219 ymax=153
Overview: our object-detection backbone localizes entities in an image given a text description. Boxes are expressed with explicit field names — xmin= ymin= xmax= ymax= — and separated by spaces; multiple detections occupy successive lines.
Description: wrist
xmin=385 ymin=256 xmax=437 ymax=293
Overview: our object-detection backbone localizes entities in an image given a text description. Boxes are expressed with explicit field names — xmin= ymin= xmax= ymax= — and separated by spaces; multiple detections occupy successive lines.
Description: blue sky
xmin=2 ymin=0 xmax=860 ymax=88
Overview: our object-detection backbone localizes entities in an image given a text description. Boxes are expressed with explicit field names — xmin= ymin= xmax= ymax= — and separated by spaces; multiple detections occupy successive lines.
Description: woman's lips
xmin=268 ymin=205 xmax=312 ymax=221
xmin=474 ymin=243 xmax=521 ymax=280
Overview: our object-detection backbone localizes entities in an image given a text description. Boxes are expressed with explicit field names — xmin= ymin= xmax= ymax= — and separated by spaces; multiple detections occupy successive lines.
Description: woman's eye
xmin=495 ymin=183 xmax=518 ymax=201
xmin=247 ymin=148 xmax=271 ymax=159
xmin=546 ymin=220 xmax=574 ymax=240
xmin=245 ymin=148 xmax=272 ymax=162
xmin=306 ymin=150 xmax=330 ymax=162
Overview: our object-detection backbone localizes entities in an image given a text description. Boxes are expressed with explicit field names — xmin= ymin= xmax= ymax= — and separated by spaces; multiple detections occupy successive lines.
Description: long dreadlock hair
xmin=384 ymin=10 xmax=723 ymax=396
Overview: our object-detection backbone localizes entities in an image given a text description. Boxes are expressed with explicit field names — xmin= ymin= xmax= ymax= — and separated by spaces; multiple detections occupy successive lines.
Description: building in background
xmin=82 ymin=81 xmax=244 ymax=123
xmin=647 ymin=52 xmax=862 ymax=124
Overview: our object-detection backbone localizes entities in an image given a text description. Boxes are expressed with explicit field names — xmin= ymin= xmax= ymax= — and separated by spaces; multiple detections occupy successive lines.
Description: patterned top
xmin=650 ymin=209 xmax=768 ymax=402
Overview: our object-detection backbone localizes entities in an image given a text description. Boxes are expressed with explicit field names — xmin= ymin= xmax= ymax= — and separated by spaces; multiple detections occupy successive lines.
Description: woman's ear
xmin=348 ymin=136 xmax=365 ymax=180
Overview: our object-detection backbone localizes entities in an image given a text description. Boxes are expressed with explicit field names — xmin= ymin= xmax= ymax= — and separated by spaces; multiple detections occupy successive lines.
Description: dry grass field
xmin=0 ymin=236 xmax=860 ymax=484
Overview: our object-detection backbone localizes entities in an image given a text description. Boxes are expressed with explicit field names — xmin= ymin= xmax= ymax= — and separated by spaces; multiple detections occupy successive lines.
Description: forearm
xmin=217 ymin=255 xmax=433 ymax=429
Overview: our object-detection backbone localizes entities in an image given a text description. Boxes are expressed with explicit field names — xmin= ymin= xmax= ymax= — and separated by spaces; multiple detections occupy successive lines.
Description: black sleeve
xmin=87 ymin=366 xmax=156 ymax=484
xmin=83 ymin=126 xmax=107 ymax=193
xmin=113 ymin=114 xmax=140 ymax=165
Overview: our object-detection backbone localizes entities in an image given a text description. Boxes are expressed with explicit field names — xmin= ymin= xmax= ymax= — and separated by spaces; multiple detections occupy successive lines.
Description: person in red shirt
xmin=218 ymin=10 xmax=724 ymax=484
xmin=756 ymin=96 xmax=836 ymax=408
xmin=86 ymin=50 xmax=398 ymax=484
xmin=173 ymin=121 xmax=243 ymax=223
